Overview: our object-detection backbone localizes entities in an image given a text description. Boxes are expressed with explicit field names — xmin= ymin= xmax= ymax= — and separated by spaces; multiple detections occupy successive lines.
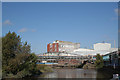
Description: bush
xmin=95 ymin=54 xmax=104 ymax=69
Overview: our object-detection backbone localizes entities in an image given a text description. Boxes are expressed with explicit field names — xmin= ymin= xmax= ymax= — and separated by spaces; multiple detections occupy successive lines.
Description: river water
xmin=36 ymin=69 xmax=112 ymax=79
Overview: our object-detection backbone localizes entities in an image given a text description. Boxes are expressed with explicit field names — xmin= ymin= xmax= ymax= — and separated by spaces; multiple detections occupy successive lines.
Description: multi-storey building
xmin=47 ymin=40 xmax=80 ymax=53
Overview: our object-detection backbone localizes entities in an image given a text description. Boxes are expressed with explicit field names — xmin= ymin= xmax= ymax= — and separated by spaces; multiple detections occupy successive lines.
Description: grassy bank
xmin=82 ymin=63 xmax=96 ymax=69
xmin=36 ymin=64 xmax=53 ymax=73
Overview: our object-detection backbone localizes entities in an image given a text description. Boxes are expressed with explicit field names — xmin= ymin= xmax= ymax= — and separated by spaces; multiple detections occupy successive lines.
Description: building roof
xmin=94 ymin=43 xmax=111 ymax=45
xmin=58 ymin=40 xmax=73 ymax=43
xmin=71 ymin=48 xmax=118 ymax=56
xmin=53 ymin=40 xmax=73 ymax=44
xmin=73 ymin=48 xmax=94 ymax=52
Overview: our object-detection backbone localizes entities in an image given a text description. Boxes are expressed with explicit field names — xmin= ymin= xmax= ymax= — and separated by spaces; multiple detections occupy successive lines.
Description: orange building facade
xmin=47 ymin=43 xmax=59 ymax=53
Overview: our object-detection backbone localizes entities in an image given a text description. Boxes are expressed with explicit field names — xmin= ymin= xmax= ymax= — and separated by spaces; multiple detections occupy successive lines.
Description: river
xmin=35 ymin=68 xmax=112 ymax=79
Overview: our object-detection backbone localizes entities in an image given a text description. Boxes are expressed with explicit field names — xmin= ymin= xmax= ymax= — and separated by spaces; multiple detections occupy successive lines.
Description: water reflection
xmin=38 ymin=69 xmax=104 ymax=78
xmin=96 ymin=69 xmax=112 ymax=80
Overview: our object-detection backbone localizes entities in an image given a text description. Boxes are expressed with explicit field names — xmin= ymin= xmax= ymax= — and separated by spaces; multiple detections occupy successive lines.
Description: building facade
xmin=94 ymin=43 xmax=111 ymax=51
xmin=72 ymin=43 xmax=118 ymax=56
xmin=47 ymin=43 xmax=59 ymax=53
xmin=47 ymin=40 xmax=80 ymax=53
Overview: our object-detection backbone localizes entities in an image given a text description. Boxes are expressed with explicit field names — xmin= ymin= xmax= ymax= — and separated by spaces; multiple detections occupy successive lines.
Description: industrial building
xmin=46 ymin=40 xmax=118 ymax=56
xmin=72 ymin=43 xmax=118 ymax=56
xmin=47 ymin=40 xmax=80 ymax=53
xmin=94 ymin=43 xmax=111 ymax=51
xmin=38 ymin=40 xmax=119 ymax=67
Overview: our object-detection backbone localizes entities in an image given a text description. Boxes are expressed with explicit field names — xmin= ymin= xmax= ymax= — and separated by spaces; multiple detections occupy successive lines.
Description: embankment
xmin=37 ymin=64 xmax=53 ymax=73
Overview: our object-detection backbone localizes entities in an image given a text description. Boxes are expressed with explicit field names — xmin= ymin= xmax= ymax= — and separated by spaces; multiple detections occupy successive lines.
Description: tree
xmin=2 ymin=32 xmax=22 ymax=76
xmin=95 ymin=54 xmax=104 ymax=69
xmin=2 ymin=31 xmax=21 ymax=64
xmin=2 ymin=31 xmax=39 ymax=78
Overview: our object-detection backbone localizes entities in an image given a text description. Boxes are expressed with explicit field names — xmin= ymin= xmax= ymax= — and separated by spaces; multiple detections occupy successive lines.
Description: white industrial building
xmin=94 ymin=43 xmax=111 ymax=51
xmin=53 ymin=40 xmax=80 ymax=53
xmin=71 ymin=43 xmax=118 ymax=56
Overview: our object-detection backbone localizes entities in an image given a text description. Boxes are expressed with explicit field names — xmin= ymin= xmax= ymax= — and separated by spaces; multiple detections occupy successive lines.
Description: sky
xmin=2 ymin=2 xmax=118 ymax=54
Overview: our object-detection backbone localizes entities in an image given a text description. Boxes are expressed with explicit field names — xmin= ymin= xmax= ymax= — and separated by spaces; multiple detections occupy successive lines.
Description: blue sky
xmin=2 ymin=2 xmax=118 ymax=54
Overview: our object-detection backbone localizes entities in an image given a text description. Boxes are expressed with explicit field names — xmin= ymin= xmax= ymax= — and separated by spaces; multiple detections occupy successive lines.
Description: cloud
xmin=18 ymin=28 xmax=36 ymax=33
xmin=18 ymin=28 xmax=27 ymax=33
xmin=3 ymin=20 xmax=12 ymax=25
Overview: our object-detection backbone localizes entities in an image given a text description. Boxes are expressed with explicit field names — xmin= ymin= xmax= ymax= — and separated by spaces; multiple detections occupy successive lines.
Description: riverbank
xmin=3 ymin=64 xmax=53 ymax=79
xmin=37 ymin=64 xmax=53 ymax=73
xmin=83 ymin=63 xmax=95 ymax=69
xmin=78 ymin=62 xmax=119 ymax=79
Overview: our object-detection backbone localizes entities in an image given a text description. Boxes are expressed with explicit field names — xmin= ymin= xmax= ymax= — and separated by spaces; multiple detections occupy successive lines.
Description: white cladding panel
xmin=58 ymin=43 xmax=80 ymax=53
xmin=94 ymin=43 xmax=111 ymax=51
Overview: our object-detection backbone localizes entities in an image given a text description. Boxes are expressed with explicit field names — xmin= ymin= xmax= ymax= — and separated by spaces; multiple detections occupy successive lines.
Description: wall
xmin=94 ymin=43 xmax=111 ymax=51
xmin=47 ymin=40 xmax=80 ymax=53
xmin=47 ymin=43 xmax=59 ymax=53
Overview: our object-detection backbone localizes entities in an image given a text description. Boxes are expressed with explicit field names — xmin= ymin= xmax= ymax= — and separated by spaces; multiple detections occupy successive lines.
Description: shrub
xmin=95 ymin=54 xmax=104 ymax=69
